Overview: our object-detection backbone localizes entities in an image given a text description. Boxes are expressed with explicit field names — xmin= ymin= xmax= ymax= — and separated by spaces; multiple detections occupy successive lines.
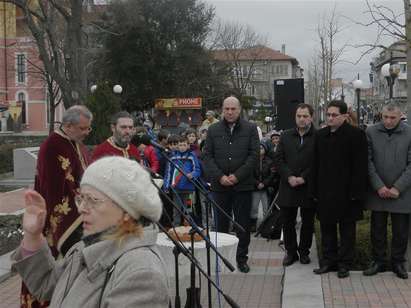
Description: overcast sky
xmin=203 ymin=0 xmax=404 ymax=86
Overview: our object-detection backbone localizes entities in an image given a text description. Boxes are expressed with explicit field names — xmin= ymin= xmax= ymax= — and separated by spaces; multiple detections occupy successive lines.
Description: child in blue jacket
xmin=164 ymin=135 xmax=201 ymax=226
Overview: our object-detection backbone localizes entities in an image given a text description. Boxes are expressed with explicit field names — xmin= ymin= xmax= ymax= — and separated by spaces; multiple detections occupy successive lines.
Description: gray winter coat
xmin=365 ymin=122 xmax=411 ymax=213
xmin=12 ymin=225 xmax=170 ymax=307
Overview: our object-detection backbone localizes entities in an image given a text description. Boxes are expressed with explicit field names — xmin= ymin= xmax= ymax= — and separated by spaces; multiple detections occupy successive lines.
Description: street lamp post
xmin=353 ymin=74 xmax=363 ymax=127
xmin=264 ymin=116 xmax=272 ymax=133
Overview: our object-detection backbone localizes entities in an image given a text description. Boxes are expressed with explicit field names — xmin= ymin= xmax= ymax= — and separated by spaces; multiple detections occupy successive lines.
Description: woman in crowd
xmin=12 ymin=156 xmax=170 ymax=307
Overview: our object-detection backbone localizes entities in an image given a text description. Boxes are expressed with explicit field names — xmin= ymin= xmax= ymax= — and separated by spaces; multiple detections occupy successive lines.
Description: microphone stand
xmin=185 ymin=229 xmax=201 ymax=308
xmin=152 ymin=180 xmax=236 ymax=308
xmin=156 ymin=221 xmax=240 ymax=308
xmin=155 ymin=145 xmax=245 ymax=308
xmin=173 ymin=246 xmax=182 ymax=308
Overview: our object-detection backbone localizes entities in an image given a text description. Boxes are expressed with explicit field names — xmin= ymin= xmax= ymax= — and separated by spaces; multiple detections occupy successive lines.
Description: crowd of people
xmin=11 ymin=96 xmax=411 ymax=308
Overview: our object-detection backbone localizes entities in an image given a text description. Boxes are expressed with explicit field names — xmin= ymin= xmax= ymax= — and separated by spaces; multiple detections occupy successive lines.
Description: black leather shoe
xmin=300 ymin=255 xmax=311 ymax=265
xmin=363 ymin=262 xmax=385 ymax=276
xmin=337 ymin=267 xmax=350 ymax=278
xmin=392 ymin=263 xmax=408 ymax=279
xmin=313 ymin=264 xmax=337 ymax=275
xmin=237 ymin=262 xmax=250 ymax=273
xmin=283 ymin=253 xmax=299 ymax=266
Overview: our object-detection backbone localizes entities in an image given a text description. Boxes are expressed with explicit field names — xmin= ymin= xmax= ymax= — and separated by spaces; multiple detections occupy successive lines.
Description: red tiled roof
xmin=211 ymin=45 xmax=298 ymax=64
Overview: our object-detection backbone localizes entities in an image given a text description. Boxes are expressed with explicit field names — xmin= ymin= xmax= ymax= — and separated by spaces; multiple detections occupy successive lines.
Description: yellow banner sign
xmin=155 ymin=97 xmax=202 ymax=110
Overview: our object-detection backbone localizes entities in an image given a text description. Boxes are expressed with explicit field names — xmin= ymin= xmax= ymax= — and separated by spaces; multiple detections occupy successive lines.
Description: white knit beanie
xmin=80 ymin=156 xmax=162 ymax=222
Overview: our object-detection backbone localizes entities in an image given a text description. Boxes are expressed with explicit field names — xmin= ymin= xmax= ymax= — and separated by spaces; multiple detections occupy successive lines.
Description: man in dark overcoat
xmin=312 ymin=100 xmax=368 ymax=278
xmin=204 ymin=96 xmax=259 ymax=273
xmin=275 ymin=103 xmax=316 ymax=266
xmin=363 ymin=103 xmax=411 ymax=279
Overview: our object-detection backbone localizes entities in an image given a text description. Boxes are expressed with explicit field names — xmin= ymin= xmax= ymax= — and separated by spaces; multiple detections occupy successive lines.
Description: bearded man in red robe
xmin=21 ymin=105 xmax=92 ymax=308
xmin=92 ymin=111 xmax=140 ymax=162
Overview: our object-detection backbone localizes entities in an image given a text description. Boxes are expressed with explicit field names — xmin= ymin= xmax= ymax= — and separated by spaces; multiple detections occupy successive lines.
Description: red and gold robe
xmin=21 ymin=130 xmax=90 ymax=308
xmin=91 ymin=137 xmax=140 ymax=162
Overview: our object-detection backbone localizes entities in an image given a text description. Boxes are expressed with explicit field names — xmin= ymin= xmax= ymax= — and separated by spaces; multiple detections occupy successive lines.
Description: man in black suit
xmin=312 ymin=100 xmax=368 ymax=278
xmin=275 ymin=103 xmax=316 ymax=266
xmin=204 ymin=96 xmax=259 ymax=273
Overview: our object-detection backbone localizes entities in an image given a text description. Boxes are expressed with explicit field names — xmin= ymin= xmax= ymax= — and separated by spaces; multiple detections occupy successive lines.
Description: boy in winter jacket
xmin=164 ymin=135 xmax=201 ymax=226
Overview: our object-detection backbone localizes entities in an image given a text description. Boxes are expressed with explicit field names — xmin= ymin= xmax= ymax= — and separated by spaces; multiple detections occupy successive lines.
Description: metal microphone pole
xmin=152 ymin=178 xmax=236 ymax=308
xmin=173 ymin=245 xmax=182 ymax=308
xmin=153 ymin=147 xmax=240 ymax=307
xmin=156 ymin=222 xmax=240 ymax=308
xmin=152 ymin=178 xmax=235 ymax=271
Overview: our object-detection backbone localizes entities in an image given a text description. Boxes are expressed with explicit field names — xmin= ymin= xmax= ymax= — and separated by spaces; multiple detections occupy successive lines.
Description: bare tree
xmin=305 ymin=56 xmax=323 ymax=125
xmin=210 ymin=19 xmax=267 ymax=105
xmin=26 ymin=57 xmax=63 ymax=134
xmin=316 ymin=6 xmax=347 ymax=105
xmin=5 ymin=0 xmax=90 ymax=108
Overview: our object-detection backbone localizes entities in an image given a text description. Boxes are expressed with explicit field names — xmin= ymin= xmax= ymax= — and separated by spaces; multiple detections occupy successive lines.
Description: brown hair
xmin=296 ymin=103 xmax=314 ymax=116
xmin=104 ymin=218 xmax=143 ymax=246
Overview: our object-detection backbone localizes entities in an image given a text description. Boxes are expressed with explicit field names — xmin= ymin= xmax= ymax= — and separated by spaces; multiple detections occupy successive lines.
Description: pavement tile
xmin=322 ymin=272 xmax=411 ymax=308
xmin=0 ymin=189 xmax=26 ymax=214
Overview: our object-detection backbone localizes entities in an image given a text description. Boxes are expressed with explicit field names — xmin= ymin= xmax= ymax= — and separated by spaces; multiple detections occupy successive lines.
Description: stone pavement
xmin=0 ymin=188 xmax=26 ymax=215
xmin=195 ymin=236 xmax=284 ymax=307
xmin=322 ymin=271 xmax=411 ymax=308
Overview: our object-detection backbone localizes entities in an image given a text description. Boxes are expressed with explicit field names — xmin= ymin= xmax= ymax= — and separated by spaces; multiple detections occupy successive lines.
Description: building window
xmin=17 ymin=92 xmax=26 ymax=124
xmin=274 ymin=64 xmax=288 ymax=77
xmin=400 ymin=63 xmax=407 ymax=74
xmin=16 ymin=54 xmax=26 ymax=84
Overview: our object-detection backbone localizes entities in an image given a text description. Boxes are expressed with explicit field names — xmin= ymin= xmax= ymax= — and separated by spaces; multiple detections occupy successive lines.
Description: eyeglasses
xmin=78 ymin=126 xmax=92 ymax=132
xmin=326 ymin=113 xmax=342 ymax=118
xmin=74 ymin=193 xmax=106 ymax=210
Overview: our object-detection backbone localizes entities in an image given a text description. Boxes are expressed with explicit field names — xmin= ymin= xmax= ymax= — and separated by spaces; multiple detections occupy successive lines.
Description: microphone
xmin=149 ymin=139 xmax=170 ymax=153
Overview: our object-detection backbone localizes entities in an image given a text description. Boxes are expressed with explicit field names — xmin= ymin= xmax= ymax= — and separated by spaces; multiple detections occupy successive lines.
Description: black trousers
xmin=371 ymin=211 xmax=410 ymax=265
xmin=213 ymin=190 xmax=251 ymax=264
xmin=320 ymin=221 xmax=356 ymax=268
xmin=281 ymin=207 xmax=315 ymax=256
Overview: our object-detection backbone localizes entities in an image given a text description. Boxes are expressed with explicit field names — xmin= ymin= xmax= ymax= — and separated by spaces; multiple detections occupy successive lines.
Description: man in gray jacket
xmin=364 ymin=103 xmax=411 ymax=279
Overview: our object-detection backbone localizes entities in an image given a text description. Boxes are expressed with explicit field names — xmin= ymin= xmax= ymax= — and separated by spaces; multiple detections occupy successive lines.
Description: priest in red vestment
xmin=92 ymin=111 xmax=140 ymax=162
xmin=21 ymin=105 xmax=92 ymax=308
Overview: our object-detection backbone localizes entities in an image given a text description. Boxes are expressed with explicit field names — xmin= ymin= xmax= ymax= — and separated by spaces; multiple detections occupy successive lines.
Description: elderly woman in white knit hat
xmin=12 ymin=156 xmax=170 ymax=307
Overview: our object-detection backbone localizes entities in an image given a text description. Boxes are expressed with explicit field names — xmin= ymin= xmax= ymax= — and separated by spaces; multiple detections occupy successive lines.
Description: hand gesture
xmin=389 ymin=187 xmax=400 ymax=199
xmin=220 ymin=175 xmax=234 ymax=186
xmin=377 ymin=186 xmax=391 ymax=199
xmin=295 ymin=177 xmax=305 ymax=185
xmin=288 ymin=176 xmax=298 ymax=187
xmin=228 ymin=174 xmax=238 ymax=184
xmin=23 ymin=190 xmax=47 ymax=237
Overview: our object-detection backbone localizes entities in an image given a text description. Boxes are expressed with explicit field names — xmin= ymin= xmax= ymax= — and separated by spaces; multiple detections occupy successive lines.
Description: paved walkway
xmin=322 ymin=271 xmax=411 ymax=308
xmin=0 ymin=188 xmax=26 ymax=215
